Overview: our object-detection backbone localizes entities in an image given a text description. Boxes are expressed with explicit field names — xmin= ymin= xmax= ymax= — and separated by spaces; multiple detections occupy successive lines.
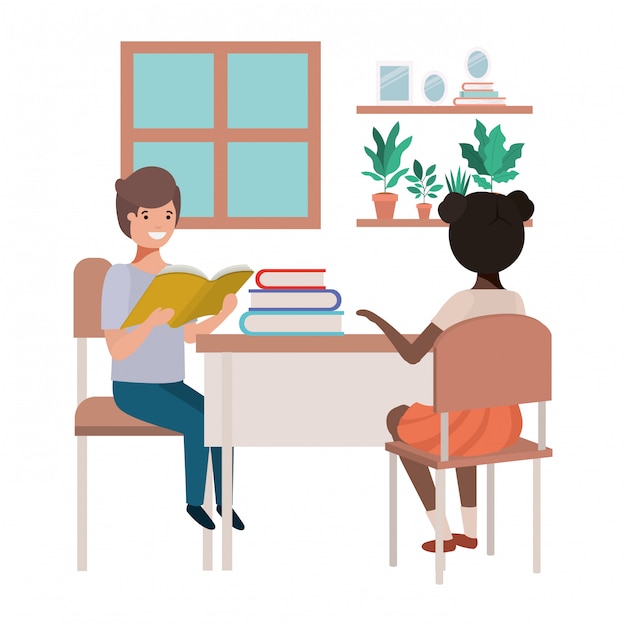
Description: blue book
xmin=239 ymin=310 xmax=344 ymax=336
xmin=248 ymin=288 xmax=341 ymax=311
xmin=459 ymin=90 xmax=499 ymax=98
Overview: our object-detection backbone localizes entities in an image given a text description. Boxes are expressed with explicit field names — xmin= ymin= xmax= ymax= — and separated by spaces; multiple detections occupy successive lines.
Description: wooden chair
xmin=386 ymin=314 xmax=553 ymax=584
xmin=74 ymin=258 xmax=212 ymax=571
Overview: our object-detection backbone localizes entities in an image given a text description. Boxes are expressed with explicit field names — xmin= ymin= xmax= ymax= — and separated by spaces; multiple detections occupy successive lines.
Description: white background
xmin=1 ymin=1 xmax=624 ymax=623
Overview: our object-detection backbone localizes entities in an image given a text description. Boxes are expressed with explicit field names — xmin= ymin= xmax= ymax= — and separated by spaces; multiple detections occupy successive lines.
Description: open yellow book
xmin=121 ymin=264 xmax=253 ymax=329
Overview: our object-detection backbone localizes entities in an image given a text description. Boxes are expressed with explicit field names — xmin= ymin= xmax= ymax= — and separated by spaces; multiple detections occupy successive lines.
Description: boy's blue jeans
xmin=113 ymin=381 xmax=231 ymax=507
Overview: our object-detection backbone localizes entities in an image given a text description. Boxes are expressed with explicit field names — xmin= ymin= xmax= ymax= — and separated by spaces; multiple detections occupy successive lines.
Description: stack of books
xmin=453 ymin=81 xmax=506 ymax=106
xmin=239 ymin=268 xmax=344 ymax=336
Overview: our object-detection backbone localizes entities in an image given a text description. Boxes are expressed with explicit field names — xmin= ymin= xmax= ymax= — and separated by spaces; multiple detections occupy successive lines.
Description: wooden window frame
xmin=121 ymin=41 xmax=321 ymax=229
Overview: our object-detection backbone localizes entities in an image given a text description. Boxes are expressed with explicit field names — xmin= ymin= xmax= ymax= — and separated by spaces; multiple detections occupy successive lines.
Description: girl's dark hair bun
xmin=438 ymin=192 xmax=467 ymax=224
xmin=507 ymin=190 xmax=535 ymax=222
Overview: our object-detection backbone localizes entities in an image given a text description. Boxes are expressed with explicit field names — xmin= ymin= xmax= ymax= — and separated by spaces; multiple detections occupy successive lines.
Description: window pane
xmin=228 ymin=54 xmax=308 ymax=128
xmin=134 ymin=142 xmax=214 ymax=217
xmin=134 ymin=54 xmax=214 ymax=128
xmin=228 ymin=143 xmax=308 ymax=217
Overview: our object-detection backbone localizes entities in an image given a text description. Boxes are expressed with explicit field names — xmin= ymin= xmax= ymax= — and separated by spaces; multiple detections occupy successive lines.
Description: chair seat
xmin=75 ymin=396 xmax=180 ymax=436
xmin=385 ymin=437 xmax=552 ymax=470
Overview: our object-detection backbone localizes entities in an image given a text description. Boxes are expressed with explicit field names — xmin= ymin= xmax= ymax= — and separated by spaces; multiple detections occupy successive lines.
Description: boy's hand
xmin=219 ymin=293 xmax=238 ymax=318
xmin=146 ymin=307 xmax=175 ymax=328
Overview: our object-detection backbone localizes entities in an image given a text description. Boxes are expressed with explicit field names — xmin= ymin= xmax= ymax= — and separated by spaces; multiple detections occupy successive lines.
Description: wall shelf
xmin=357 ymin=218 xmax=445 ymax=227
xmin=356 ymin=105 xmax=533 ymax=115
xmin=356 ymin=102 xmax=534 ymax=227
xmin=356 ymin=218 xmax=533 ymax=227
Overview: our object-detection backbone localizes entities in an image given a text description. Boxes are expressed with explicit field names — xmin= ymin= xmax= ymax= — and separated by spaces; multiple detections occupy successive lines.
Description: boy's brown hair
xmin=115 ymin=166 xmax=181 ymax=237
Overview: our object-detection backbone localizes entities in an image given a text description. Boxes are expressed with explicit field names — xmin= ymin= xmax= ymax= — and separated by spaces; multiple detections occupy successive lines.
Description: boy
xmin=101 ymin=166 xmax=244 ymax=531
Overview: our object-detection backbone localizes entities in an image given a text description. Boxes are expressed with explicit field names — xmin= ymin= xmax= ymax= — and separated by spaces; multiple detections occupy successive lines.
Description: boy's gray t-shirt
xmin=101 ymin=264 xmax=185 ymax=383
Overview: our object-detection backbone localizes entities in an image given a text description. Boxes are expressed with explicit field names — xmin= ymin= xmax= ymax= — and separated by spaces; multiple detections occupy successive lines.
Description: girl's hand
xmin=356 ymin=309 xmax=380 ymax=323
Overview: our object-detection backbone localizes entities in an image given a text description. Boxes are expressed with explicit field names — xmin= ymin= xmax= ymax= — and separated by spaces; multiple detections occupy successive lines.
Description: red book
xmin=255 ymin=269 xmax=326 ymax=289
xmin=453 ymin=97 xmax=506 ymax=106
xmin=461 ymin=81 xmax=494 ymax=91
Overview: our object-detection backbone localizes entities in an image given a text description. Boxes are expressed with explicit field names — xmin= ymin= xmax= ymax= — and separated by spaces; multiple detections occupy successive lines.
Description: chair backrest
xmin=74 ymin=258 xmax=111 ymax=338
xmin=433 ymin=314 xmax=551 ymax=413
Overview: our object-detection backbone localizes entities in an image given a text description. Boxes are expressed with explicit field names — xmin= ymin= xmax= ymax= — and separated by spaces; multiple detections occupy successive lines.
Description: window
xmin=121 ymin=42 xmax=321 ymax=229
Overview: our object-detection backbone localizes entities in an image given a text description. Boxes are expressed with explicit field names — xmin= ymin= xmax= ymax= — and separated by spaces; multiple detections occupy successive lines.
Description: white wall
xmin=1 ymin=0 xmax=624 ymax=624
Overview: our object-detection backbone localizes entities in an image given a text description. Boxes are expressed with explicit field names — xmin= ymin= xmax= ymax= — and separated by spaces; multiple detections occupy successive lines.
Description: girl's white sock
xmin=426 ymin=509 xmax=453 ymax=540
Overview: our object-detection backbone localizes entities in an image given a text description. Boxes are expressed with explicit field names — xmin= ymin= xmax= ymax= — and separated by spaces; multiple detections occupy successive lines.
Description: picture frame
xmin=421 ymin=71 xmax=447 ymax=105
xmin=376 ymin=61 xmax=413 ymax=105
xmin=465 ymin=47 xmax=491 ymax=80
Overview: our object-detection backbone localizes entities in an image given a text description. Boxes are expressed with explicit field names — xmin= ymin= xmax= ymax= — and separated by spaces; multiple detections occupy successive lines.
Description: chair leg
xmin=389 ymin=452 xmax=397 ymax=567
xmin=77 ymin=436 xmax=87 ymax=571
xmin=486 ymin=463 xmax=495 ymax=556
xmin=435 ymin=469 xmax=445 ymax=584
xmin=533 ymin=458 xmax=541 ymax=573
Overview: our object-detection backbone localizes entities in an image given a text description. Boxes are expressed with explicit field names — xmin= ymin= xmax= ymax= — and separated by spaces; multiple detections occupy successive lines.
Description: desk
xmin=197 ymin=334 xmax=427 ymax=570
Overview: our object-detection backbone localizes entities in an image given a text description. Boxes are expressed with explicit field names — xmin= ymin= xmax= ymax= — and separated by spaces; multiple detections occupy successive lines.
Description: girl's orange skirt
xmin=397 ymin=403 xmax=522 ymax=457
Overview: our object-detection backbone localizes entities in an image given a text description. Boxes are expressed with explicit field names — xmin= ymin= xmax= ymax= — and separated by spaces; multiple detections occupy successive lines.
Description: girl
xmin=358 ymin=190 xmax=534 ymax=552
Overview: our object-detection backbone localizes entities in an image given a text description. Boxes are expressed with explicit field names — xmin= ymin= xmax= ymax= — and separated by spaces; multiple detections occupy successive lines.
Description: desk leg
xmin=222 ymin=352 xmax=233 ymax=571
xmin=389 ymin=453 xmax=397 ymax=567
xmin=202 ymin=452 xmax=213 ymax=570
xmin=203 ymin=355 xmax=213 ymax=570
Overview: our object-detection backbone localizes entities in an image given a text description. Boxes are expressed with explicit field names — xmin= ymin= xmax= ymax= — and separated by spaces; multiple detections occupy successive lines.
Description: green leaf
xmin=383 ymin=123 xmax=400 ymax=169
xmin=460 ymin=143 xmax=488 ymax=175
xmin=474 ymin=119 xmax=489 ymax=162
xmin=364 ymin=147 xmax=384 ymax=176
xmin=362 ymin=171 xmax=384 ymax=181
xmin=405 ymin=175 xmax=419 ymax=183
xmin=387 ymin=122 xmax=400 ymax=146
xmin=445 ymin=173 xmax=453 ymax=192
xmin=427 ymin=193 xmax=438 ymax=198
xmin=483 ymin=125 xmax=507 ymax=177
xmin=407 ymin=186 xmax=421 ymax=194
xmin=387 ymin=167 xmax=409 ymax=189
xmin=426 ymin=174 xmax=437 ymax=187
xmin=425 ymin=164 xmax=436 ymax=176
xmin=413 ymin=159 xmax=423 ymax=179
xmin=472 ymin=174 xmax=492 ymax=189
xmin=385 ymin=136 xmax=412 ymax=175
xmin=495 ymin=142 xmax=524 ymax=176
xmin=493 ymin=170 xmax=519 ymax=183
xmin=430 ymin=184 xmax=444 ymax=192
xmin=372 ymin=127 xmax=385 ymax=161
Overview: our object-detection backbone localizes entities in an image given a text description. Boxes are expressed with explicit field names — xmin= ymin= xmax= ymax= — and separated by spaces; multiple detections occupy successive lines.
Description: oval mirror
xmin=466 ymin=48 xmax=490 ymax=79
xmin=422 ymin=72 xmax=447 ymax=104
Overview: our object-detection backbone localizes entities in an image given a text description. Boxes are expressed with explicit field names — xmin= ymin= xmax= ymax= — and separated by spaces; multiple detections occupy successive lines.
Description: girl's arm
xmin=356 ymin=309 xmax=442 ymax=364
xmin=105 ymin=307 xmax=174 ymax=360
xmin=184 ymin=293 xmax=238 ymax=344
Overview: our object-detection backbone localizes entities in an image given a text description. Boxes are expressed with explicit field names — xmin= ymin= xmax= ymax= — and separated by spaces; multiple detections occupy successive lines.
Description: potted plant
xmin=362 ymin=122 xmax=412 ymax=218
xmin=459 ymin=119 xmax=524 ymax=192
xmin=445 ymin=167 xmax=471 ymax=195
xmin=405 ymin=160 xmax=443 ymax=219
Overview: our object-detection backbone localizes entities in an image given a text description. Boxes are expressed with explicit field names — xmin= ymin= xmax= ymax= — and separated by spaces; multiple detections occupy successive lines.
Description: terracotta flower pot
xmin=372 ymin=192 xmax=398 ymax=219
xmin=416 ymin=202 xmax=432 ymax=219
